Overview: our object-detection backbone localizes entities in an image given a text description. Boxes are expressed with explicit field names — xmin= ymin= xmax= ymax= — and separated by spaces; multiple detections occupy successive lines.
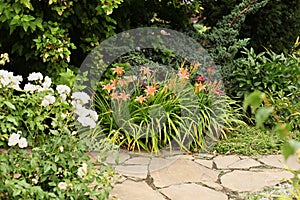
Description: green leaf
xmin=281 ymin=142 xmax=296 ymax=160
xmin=255 ymin=106 xmax=273 ymax=128
xmin=7 ymin=116 xmax=18 ymax=126
xmin=50 ymin=130 xmax=59 ymax=136
xmin=20 ymin=0 xmax=33 ymax=10
xmin=243 ymin=91 xmax=264 ymax=113
xmin=4 ymin=101 xmax=16 ymax=110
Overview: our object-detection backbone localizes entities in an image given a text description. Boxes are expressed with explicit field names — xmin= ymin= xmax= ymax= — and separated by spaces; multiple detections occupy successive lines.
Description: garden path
xmin=90 ymin=150 xmax=300 ymax=200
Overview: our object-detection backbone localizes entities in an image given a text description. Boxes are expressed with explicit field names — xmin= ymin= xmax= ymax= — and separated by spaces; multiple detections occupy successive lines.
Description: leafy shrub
xmin=229 ymin=48 xmax=300 ymax=98
xmin=0 ymin=0 xmax=123 ymax=77
xmin=0 ymin=134 xmax=114 ymax=199
xmin=226 ymin=48 xmax=300 ymax=129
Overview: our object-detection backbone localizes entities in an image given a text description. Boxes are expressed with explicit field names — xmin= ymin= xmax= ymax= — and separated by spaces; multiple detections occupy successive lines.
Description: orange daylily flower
xmin=135 ymin=95 xmax=146 ymax=104
xmin=178 ymin=68 xmax=190 ymax=80
xmin=140 ymin=66 xmax=152 ymax=75
xmin=144 ymin=85 xmax=158 ymax=96
xmin=110 ymin=79 xmax=118 ymax=86
xmin=110 ymin=92 xmax=119 ymax=100
xmin=119 ymin=92 xmax=130 ymax=101
xmin=195 ymin=82 xmax=205 ymax=93
xmin=112 ymin=66 xmax=124 ymax=76
xmin=102 ymin=83 xmax=115 ymax=93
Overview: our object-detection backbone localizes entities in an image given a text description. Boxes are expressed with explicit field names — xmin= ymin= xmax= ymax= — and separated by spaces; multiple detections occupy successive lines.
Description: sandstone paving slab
xmin=194 ymin=159 xmax=213 ymax=168
xmin=228 ymin=158 xmax=262 ymax=169
xmin=151 ymin=159 xmax=219 ymax=188
xmin=213 ymin=155 xmax=241 ymax=169
xmin=202 ymin=181 xmax=223 ymax=191
xmin=149 ymin=157 xmax=178 ymax=172
xmin=194 ymin=153 xmax=216 ymax=159
xmin=221 ymin=169 xmax=293 ymax=192
xmin=258 ymin=154 xmax=300 ymax=170
xmin=115 ymin=165 xmax=148 ymax=179
xmin=124 ymin=157 xmax=151 ymax=165
xmin=178 ymin=154 xmax=195 ymax=160
xmin=160 ymin=183 xmax=228 ymax=200
xmin=109 ymin=180 xmax=165 ymax=200
xmin=103 ymin=151 xmax=131 ymax=165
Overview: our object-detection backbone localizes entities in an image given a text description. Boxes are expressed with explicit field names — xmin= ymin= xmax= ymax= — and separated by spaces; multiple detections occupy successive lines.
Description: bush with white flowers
xmin=0 ymin=70 xmax=115 ymax=199
xmin=0 ymin=70 xmax=98 ymax=147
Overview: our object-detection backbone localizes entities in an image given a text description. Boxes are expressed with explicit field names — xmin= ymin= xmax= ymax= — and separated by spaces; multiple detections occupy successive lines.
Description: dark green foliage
xmin=229 ymin=48 xmax=300 ymax=98
xmin=200 ymin=0 xmax=269 ymax=66
xmin=111 ymin=0 xmax=202 ymax=32
xmin=241 ymin=0 xmax=300 ymax=53
xmin=0 ymin=0 xmax=122 ymax=77
xmin=202 ymin=0 xmax=300 ymax=53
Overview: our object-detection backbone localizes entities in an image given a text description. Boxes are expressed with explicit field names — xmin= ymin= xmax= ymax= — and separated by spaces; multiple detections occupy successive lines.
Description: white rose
xmin=71 ymin=92 xmax=90 ymax=104
xmin=8 ymin=133 xmax=20 ymax=146
xmin=77 ymin=116 xmax=96 ymax=128
xmin=24 ymin=83 xmax=37 ymax=93
xmin=18 ymin=137 xmax=28 ymax=148
xmin=28 ymin=72 xmax=43 ymax=82
xmin=77 ymin=167 xmax=87 ymax=178
xmin=32 ymin=178 xmax=38 ymax=185
xmin=74 ymin=104 xmax=90 ymax=117
xmin=42 ymin=76 xmax=52 ymax=89
xmin=89 ymin=110 xmax=98 ymax=121
xmin=56 ymin=85 xmax=71 ymax=95
xmin=58 ymin=182 xmax=67 ymax=190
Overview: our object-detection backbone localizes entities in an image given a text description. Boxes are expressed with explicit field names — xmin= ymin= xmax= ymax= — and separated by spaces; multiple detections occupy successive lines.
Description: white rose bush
xmin=0 ymin=69 xmax=114 ymax=199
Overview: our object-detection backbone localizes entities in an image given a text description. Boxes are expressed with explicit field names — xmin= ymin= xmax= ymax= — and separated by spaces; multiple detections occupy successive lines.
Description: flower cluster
xmin=24 ymin=72 xmax=54 ymax=94
xmin=0 ymin=53 xmax=10 ymax=65
xmin=71 ymin=92 xmax=98 ymax=128
xmin=8 ymin=131 xmax=28 ymax=148
xmin=101 ymin=66 xmax=161 ymax=105
xmin=57 ymin=85 xmax=71 ymax=101
xmin=101 ymin=65 xmax=223 ymax=108
xmin=0 ymin=70 xmax=23 ymax=90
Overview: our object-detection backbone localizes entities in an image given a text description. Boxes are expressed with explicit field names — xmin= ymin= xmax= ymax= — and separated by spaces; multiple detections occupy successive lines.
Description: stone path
xmin=90 ymin=150 xmax=300 ymax=200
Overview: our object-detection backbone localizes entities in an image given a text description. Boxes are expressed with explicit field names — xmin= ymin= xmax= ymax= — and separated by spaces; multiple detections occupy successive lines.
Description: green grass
xmin=212 ymin=126 xmax=300 ymax=156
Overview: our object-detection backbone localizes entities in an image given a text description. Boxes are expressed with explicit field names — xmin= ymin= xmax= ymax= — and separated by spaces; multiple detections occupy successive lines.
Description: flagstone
xmin=194 ymin=159 xmax=213 ymax=168
xmin=115 ymin=165 xmax=148 ymax=179
xmin=160 ymin=183 xmax=228 ymax=200
xmin=213 ymin=155 xmax=241 ymax=169
xmin=228 ymin=158 xmax=261 ymax=169
xmin=194 ymin=153 xmax=216 ymax=159
xmin=258 ymin=154 xmax=300 ymax=170
xmin=202 ymin=181 xmax=223 ymax=191
xmin=151 ymin=159 xmax=219 ymax=188
xmin=221 ymin=169 xmax=293 ymax=192
xmin=124 ymin=157 xmax=151 ymax=165
xmin=103 ymin=151 xmax=131 ymax=165
xmin=149 ymin=157 xmax=177 ymax=172
xmin=109 ymin=180 xmax=165 ymax=200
